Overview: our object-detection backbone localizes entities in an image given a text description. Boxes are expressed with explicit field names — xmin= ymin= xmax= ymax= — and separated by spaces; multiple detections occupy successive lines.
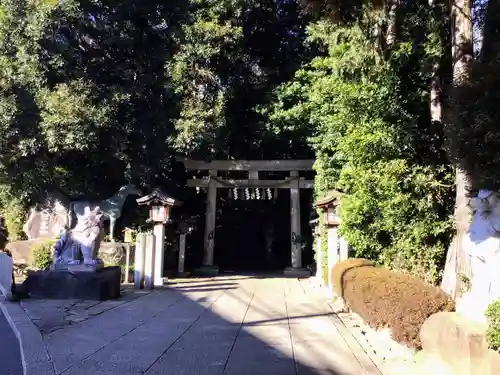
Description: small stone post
xmin=124 ymin=244 xmax=131 ymax=284
xmin=327 ymin=227 xmax=339 ymax=290
xmin=0 ymin=253 xmax=13 ymax=300
xmin=315 ymin=233 xmax=323 ymax=283
xmin=178 ymin=233 xmax=187 ymax=274
xmin=153 ymin=224 xmax=166 ymax=287
xmin=144 ymin=233 xmax=156 ymax=290
xmin=134 ymin=233 xmax=146 ymax=289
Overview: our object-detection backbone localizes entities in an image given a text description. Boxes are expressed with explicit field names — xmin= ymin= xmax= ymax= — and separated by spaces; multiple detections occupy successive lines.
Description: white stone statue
xmin=70 ymin=184 xmax=142 ymax=242
xmin=457 ymin=190 xmax=500 ymax=322
xmin=52 ymin=207 xmax=105 ymax=270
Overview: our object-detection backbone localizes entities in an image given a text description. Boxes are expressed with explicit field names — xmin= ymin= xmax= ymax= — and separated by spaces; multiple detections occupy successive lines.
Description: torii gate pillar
xmin=179 ymin=158 xmax=314 ymax=277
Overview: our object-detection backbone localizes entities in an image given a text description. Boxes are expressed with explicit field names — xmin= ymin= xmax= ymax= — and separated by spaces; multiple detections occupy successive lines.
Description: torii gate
xmin=179 ymin=158 xmax=314 ymax=276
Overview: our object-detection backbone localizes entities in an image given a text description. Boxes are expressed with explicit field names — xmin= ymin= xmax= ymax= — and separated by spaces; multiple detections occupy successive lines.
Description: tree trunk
xmin=440 ymin=0 xmax=473 ymax=299
xmin=430 ymin=60 xmax=442 ymax=125
xmin=385 ymin=0 xmax=399 ymax=52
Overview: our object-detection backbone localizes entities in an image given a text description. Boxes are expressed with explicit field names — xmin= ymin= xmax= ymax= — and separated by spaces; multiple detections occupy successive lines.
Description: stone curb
xmin=0 ymin=300 xmax=56 ymax=375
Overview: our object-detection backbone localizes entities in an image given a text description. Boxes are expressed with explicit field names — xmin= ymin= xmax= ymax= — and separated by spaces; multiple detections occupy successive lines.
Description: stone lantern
xmin=316 ymin=191 xmax=342 ymax=228
xmin=136 ymin=189 xmax=183 ymax=288
xmin=315 ymin=191 xmax=348 ymax=288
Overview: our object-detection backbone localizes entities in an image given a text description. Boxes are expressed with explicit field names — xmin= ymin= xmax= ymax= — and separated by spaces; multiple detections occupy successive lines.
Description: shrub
xmin=486 ymin=299 xmax=500 ymax=351
xmin=29 ymin=241 xmax=55 ymax=270
xmin=0 ymin=198 xmax=25 ymax=241
xmin=339 ymin=263 xmax=455 ymax=349
xmin=330 ymin=258 xmax=374 ymax=297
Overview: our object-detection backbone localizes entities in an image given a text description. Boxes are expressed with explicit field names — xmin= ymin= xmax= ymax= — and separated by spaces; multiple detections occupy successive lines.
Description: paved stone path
xmin=19 ymin=276 xmax=381 ymax=375
xmin=0 ymin=309 xmax=23 ymax=375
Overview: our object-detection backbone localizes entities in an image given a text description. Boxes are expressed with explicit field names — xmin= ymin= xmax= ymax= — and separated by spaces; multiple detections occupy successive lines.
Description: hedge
xmin=29 ymin=241 xmax=55 ymax=271
xmin=330 ymin=257 xmax=374 ymax=297
xmin=486 ymin=299 xmax=500 ymax=351
xmin=332 ymin=259 xmax=455 ymax=349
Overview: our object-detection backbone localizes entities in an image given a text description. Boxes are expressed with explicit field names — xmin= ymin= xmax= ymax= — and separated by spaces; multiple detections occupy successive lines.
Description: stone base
xmin=284 ymin=267 xmax=311 ymax=278
xmin=50 ymin=263 xmax=104 ymax=272
xmin=21 ymin=266 xmax=121 ymax=300
xmin=193 ymin=265 xmax=219 ymax=277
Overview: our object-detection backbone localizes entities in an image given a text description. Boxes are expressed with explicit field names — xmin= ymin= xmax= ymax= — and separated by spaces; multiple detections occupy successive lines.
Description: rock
xmin=419 ymin=312 xmax=496 ymax=375
xmin=99 ymin=242 xmax=134 ymax=266
xmin=7 ymin=239 xmax=43 ymax=266
xmin=23 ymin=190 xmax=71 ymax=240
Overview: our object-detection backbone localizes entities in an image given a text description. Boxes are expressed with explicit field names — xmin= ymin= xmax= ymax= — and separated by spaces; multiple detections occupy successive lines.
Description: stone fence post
xmin=0 ymin=252 xmax=13 ymax=300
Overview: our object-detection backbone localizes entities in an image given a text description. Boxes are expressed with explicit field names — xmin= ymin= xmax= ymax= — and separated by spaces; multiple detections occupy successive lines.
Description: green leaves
xmin=264 ymin=14 xmax=454 ymax=283
xmin=38 ymin=80 xmax=111 ymax=152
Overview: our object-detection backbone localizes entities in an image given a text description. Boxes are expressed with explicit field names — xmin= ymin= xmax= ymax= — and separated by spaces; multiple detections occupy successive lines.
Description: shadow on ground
xmin=21 ymin=274 xmax=372 ymax=375
xmin=0 ymin=309 xmax=23 ymax=375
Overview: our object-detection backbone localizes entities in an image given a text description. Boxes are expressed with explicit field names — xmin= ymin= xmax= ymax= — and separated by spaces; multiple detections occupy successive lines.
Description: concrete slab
xmin=0 ymin=308 xmax=23 ymax=375
xmin=0 ymin=300 xmax=55 ymax=375
xmin=45 ymin=291 xmax=187 ymax=373
xmin=6 ymin=275 xmax=384 ymax=375
xmin=144 ymin=287 xmax=253 ymax=375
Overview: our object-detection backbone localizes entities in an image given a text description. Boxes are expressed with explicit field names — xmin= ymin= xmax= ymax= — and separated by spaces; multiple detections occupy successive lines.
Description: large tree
xmin=0 ymin=0 xmax=314 ymax=238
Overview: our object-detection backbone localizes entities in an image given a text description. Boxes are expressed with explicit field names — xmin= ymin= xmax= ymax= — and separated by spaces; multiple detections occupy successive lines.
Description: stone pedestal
xmin=284 ymin=267 xmax=311 ymax=278
xmin=21 ymin=266 xmax=121 ymax=300
xmin=193 ymin=265 xmax=219 ymax=277
xmin=50 ymin=263 xmax=104 ymax=272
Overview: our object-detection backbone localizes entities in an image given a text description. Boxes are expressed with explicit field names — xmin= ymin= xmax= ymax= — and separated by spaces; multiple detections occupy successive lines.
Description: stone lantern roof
xmin=136 ymin=189 xmax=183 ymax=207
xmin=315 ymin=190 xmax=342 ymax=208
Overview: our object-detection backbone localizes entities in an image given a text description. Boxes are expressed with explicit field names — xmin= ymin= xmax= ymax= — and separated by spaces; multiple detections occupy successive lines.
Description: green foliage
xmin=486 ymin=299 xmax=500 ymax=352
xmin=29 ymin=240 xmax=54 ymax=270
xmin=0 ymin=0 xmax=313 ymax=206
xmin=0 ymin=185 xmax=26 ymax=240
xmin=264 ymin=15 xmax=454 ymax=283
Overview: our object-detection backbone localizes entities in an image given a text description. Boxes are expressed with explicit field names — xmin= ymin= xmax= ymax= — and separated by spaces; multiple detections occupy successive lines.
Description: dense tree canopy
xmin=0 ymin=0 xmax=315 ymax=237
xmin=2 ymin=0 xmax=500 ymax=285
xmin=262 ymin=8 xmax=455 ymax=282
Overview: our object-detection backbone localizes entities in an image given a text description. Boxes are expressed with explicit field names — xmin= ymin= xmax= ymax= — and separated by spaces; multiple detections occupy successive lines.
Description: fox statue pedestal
xmin=23 ymin=266 xmax=121 ymax=300
xmin=21 ymin=207 xmax=121 ymax=301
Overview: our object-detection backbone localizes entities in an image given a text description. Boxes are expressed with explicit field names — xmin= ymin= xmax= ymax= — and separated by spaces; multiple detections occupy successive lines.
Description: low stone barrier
xmin=0 ymin=252 xmax=13 ymax=299
xmin=412 ymin=311 xmax=500 ymax=375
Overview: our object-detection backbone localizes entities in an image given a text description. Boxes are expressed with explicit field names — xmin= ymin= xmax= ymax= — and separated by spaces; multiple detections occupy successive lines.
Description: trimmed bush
xmin=330 ymin=258 xmax=374 ymax=297
xmin=337 ymin=262 xmax=455 ymax=349
xmin=29 ymin=241 xmax=55 ymax=270
xmin=486 ymin=299 xmax=500 ymax=352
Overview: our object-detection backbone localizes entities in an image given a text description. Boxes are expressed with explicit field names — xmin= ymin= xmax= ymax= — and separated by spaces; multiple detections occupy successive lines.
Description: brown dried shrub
xmin=330 ymin=258 xmax=374 ymax=297
xmin=340 ymin=263 xmax=455 ymax=349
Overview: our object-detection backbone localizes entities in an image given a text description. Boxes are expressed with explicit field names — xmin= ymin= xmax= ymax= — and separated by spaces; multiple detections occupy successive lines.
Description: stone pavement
xmin=0 ymin=308 xmax=23 ymax=375
xmin=8 ymin=276 xmax=382 ymax=375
